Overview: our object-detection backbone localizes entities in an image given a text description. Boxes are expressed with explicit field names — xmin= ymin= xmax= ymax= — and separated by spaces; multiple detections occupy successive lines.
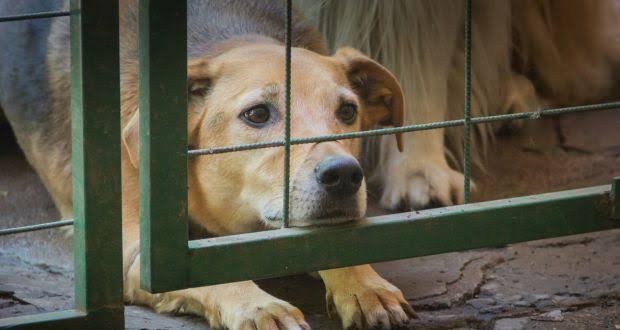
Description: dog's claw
xmin=326 ymin=275 xmax=415 ymax=329
xmin=214 ymin=297 xmax=308 ymax=330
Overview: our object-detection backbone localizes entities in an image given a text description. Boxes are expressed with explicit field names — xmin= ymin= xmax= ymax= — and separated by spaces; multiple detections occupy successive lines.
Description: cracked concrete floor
xmin=1 ymin=109 xmax=620 ymax=329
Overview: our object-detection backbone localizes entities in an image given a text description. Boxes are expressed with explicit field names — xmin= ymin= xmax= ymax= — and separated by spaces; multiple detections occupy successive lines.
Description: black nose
xmin=314 ymin=156 xmax=364 ymax=195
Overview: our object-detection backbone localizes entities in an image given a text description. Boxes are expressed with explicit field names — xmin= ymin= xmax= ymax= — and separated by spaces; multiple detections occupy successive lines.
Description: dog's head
xmin=123 ymin=43 xmax=403 ymax=234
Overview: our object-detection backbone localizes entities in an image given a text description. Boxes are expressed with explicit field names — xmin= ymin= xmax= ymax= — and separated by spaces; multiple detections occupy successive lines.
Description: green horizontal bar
xmin=0 ymin=11 xmax=70 ymax=23
xmin=189 ymin=101 xmax=620 ymax=156
xmin=183 ymin=185 xmax=616 ymax=288
xmin=0 ymin=220 xmax=73 ymax=237
xmin=0 ymin=310 xmax=87 ymax=329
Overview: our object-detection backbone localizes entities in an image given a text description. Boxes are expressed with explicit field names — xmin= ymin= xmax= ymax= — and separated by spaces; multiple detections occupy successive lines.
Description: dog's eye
xmin=337 ymin=103 xmax=357 ymax=124
xmin=241 ymin=105 xmax=271 ymax=126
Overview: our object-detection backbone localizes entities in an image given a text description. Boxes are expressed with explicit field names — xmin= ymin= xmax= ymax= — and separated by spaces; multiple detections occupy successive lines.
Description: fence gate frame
xmin=138 ymin=0 xmax=620 ymax=294
xmin=0 ymin=0 xmax=124 ymax=328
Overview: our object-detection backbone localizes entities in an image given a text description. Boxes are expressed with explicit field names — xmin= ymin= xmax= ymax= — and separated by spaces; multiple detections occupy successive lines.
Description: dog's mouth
xmin=261 ymin=208 xmax=361 ymax=228
xmin=259 ymin=178 xmax=367 ymax=228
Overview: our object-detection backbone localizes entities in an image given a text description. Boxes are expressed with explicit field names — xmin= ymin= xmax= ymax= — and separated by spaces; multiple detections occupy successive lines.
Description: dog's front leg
xmin=319 ymin=265 xmax=417 ymax=329
xmin=370 ymin=5 xmax=469 ymax=211
xmin=375 ymin=57 xmax=470 ymax=211
xmin=123 ymin=242 xmax=309 ymax=329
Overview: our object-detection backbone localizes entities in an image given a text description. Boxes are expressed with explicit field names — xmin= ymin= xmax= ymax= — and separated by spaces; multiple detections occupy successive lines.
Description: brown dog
xmin=1 ymin=0 xmax=414 ymax=328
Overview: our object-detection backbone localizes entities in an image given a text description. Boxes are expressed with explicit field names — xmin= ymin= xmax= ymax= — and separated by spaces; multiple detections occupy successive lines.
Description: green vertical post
xmin=138 ymin=0 xmax=189 ymax=292
xmin=71 ymin=0 xmax=124 ymax=326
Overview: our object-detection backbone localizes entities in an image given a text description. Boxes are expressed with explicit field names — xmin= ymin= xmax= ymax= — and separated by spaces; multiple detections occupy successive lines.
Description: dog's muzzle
xmin=260 ymin=155 xmax=366 ymax=227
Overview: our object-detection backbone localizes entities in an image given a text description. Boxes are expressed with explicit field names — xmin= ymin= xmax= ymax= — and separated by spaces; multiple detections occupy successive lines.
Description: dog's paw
xmin=326 ymin=273 xmax=417 ymax=329
xmin=498 ymin=73 xmax=541 ymax=134
xmin=216 ymin=296 xmax=309 ymax=330
xmin=379 ymin=155 xmax=470 ymax=211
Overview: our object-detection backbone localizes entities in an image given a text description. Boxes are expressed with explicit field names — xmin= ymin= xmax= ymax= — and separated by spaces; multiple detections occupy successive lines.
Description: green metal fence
xmin=139 ymin=0 xmax=620 ymax=294
xmin=1 ymin=0 xmax=619 ymax=328
xmin=0 ymin=0 xmax=124 ymax=328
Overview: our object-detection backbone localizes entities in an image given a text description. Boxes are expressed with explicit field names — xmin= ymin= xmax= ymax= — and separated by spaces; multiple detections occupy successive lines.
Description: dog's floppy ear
xmin=335 ymin=47 xmax=404 ymax=152
xmin=188 ymin=58 xmax=212 ymax=98
xmin=122 ymin=58 xmax=214 ymax=169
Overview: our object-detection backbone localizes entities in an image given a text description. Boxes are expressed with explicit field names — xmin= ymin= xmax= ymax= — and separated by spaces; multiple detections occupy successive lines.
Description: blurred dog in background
xmin=297 ymin=0 xmax=620 ymax=210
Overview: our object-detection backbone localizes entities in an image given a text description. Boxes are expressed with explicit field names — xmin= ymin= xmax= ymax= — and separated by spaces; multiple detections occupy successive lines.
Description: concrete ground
xmin=1 ymin=109 xmax=619 ymax=329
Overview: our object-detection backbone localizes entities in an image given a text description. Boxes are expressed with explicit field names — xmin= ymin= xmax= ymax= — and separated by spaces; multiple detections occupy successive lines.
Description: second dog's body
xmin=298 ymin=0 xmax=620 ymax=211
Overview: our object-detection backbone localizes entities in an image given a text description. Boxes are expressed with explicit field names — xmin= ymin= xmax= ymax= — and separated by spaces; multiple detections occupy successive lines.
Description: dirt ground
xmin=1 ymin=109 xmax=619 ymax=329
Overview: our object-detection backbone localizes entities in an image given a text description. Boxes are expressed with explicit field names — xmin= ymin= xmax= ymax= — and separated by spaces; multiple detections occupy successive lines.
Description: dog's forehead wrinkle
xmin=226 ymin=45 xmax=332 ymax=76
xmin=235 ymin=87 xmax=267 ymax=107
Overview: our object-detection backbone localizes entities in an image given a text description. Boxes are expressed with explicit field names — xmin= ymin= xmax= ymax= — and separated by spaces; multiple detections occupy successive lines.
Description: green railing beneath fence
xmin=1 ymin=0 xmax=619 ymax=328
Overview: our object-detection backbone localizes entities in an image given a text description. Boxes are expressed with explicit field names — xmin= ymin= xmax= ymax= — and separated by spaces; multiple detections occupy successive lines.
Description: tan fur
xmin=35 ymin=7 xmax=414 ymax=328
xmin=512 ymin=0 xmax=620 ymax=104
xmin=36 ymin=2 xmax=73 ymax=219
xmin=297 ymin=0 xmax=620 ymax=210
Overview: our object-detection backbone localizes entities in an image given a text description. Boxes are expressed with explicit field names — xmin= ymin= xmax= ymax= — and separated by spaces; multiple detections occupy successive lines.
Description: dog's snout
xmin=314 ymin=156 xmax=363 ymax=195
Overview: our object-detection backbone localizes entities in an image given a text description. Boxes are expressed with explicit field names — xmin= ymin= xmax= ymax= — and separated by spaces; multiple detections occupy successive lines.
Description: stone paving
xmin=1 ymin=110 xmax=619 ymax=329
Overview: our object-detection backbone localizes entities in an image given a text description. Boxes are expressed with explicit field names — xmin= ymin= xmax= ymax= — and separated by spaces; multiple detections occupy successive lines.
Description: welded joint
xmin=612 ymin=177 xmax=620 ymax=220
